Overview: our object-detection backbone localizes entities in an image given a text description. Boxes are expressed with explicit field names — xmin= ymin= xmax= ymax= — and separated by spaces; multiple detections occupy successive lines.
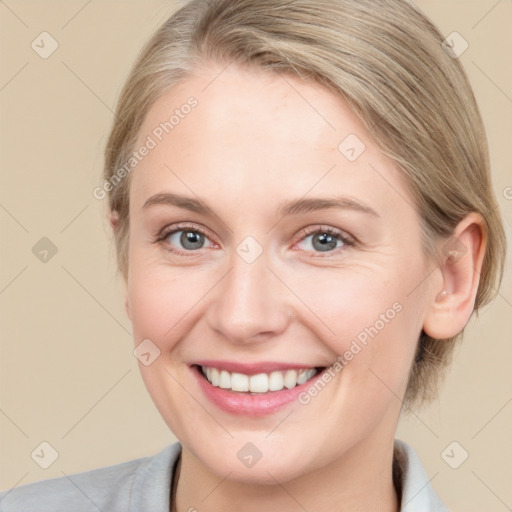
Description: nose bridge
xmin=207 ymin=239 xmax=290 ymax=344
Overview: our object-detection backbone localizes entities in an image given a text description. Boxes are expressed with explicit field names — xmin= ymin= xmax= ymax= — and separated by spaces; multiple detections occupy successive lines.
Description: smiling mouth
xmin=194 ymin=365 xmax=326 ymax=394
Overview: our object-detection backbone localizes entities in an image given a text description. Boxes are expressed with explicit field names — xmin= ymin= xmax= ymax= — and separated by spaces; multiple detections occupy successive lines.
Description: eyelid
xmin=294 ymin=225 xmax=355 ymax=246
xmin=156 ymin=222 xmax=211 ymax=240
xmin=291 ymin=225 xmax=355 ymax=257
xmin=155 ymin=222 xmax=356 ymax=255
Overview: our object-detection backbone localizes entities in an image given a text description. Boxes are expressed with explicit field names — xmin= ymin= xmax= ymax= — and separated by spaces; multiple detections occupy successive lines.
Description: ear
xmin=110 ymin=210 xmax=120 ymax=231
xmin=423 ymin=212 xmax=487 ymax=339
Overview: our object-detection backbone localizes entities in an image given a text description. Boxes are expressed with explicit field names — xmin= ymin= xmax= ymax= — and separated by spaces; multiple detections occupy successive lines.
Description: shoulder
xmin=0 ymin=442 xmax=182 ymax=512
xmin=394 ymin=439 xmax=451 ymax=512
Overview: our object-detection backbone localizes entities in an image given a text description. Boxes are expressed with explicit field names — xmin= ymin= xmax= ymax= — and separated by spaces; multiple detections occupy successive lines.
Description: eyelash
xmin=154 ymin=223 xmax=355 ymax=257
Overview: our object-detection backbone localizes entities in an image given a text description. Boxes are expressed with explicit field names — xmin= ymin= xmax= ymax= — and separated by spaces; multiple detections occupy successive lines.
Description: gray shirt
xmin=0 ymin=439 xmax=450 ymax=511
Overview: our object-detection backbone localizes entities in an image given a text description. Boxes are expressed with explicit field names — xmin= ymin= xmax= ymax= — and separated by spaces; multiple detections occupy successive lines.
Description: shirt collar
xmin=395 ymin=439 xmax=451 ymax=511
xmin=128 ymin=440 xmax=450 ymax=512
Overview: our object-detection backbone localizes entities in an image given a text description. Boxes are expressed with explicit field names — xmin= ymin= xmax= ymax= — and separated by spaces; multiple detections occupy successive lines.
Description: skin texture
xmin=116 ymin=62 xmax=486 ymax=512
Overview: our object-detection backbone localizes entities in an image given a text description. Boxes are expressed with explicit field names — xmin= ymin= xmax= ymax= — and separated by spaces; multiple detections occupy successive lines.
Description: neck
xmin=173 ymin=434 xmax=400 ymax=512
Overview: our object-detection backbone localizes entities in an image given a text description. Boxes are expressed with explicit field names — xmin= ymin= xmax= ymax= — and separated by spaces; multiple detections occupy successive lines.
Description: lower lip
xmin=191 ymin=365 xmax=325 ymax=416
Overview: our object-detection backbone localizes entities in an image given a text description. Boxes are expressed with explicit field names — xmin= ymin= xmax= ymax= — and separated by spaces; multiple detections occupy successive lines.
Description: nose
xmin=206 ymin=245 xmax=292 ymax=346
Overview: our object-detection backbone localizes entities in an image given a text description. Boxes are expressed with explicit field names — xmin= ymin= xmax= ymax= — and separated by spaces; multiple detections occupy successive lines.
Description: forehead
xmin=130 ymin=62 xmax=411 ymax=220
xmin=138 ymin=62 xmax=350 ymax=152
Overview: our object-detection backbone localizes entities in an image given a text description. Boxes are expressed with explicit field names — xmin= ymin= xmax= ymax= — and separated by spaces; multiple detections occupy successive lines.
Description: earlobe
xmin=423 ymin=212 xmax=487 ymax=340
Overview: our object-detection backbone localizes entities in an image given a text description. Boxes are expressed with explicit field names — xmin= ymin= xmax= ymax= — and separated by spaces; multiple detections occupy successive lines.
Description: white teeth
xmin=218 ymin=370 xmax=231 ymax=389
xmin=249 ymin=373 xmax=269 ymax=393
xmin=200 ymin=366 xmax=320 ymax=393
xmin=283 ymin=369 xmax=298 ymax=389
xmin=210 ymin=368 xmax=219 ymax=387
xmin=268 ymin=371 xmax=284 ymax=391
xmin=296 ymin=369 xmax=309 ymax=385
xmin=306 ymin=368 xmax=316 ymax=380
xmin=231 ymin=372 xmax=249 ymax=392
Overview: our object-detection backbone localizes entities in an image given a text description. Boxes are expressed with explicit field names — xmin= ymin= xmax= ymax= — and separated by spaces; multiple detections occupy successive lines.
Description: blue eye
xmin=298 ymin=231 xmax=344 ymax=252
xmin=156 ymin=224 xmax=354 ymax=256
xmin=295 ymin=226 xmax=354 ymax=255
xmin=166 ymin=229 xmax=210 ymax=251
xmin=157 ymin=224 xmax=214 ymax=254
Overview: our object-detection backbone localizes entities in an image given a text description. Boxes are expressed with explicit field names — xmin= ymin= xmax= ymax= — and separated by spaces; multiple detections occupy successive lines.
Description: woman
xmin=1 ymin=0 xmax=506 ymax=511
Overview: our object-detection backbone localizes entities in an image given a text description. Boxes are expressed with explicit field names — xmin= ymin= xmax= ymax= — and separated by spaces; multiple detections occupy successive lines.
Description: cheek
xmin=126 ymin=251 xmax=201 ymax=351
xmin=286 ymin=263 xmax=422 ymax=391
xmin=286 ymin=265 xmax=398 ymax=339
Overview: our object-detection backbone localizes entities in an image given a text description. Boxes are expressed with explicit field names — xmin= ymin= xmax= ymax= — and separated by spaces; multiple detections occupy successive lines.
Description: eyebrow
xmin=141 ymin=192 xmax=380 ymax=218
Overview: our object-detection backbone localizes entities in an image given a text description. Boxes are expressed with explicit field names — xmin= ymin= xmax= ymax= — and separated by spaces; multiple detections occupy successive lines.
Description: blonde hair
xmin=103 ymin=0 xmax=507 ymax=405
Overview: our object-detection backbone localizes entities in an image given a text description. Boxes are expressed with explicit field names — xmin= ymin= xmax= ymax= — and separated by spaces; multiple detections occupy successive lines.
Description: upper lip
xmin=192 ymin=360 xmax=326 ymax=375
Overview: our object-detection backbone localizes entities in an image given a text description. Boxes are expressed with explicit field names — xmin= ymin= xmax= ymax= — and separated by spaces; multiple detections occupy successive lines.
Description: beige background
xmin=1 ymin=1 xmax=511 ymax=510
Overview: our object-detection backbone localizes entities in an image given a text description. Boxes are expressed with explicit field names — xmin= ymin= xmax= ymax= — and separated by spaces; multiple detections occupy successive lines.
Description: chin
xmin=188 ymin=435 xmax=320 ymax=485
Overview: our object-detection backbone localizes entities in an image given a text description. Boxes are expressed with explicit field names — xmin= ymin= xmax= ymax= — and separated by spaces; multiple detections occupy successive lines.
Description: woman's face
xmin=125 ymin=62 xmax=435 ymax=483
